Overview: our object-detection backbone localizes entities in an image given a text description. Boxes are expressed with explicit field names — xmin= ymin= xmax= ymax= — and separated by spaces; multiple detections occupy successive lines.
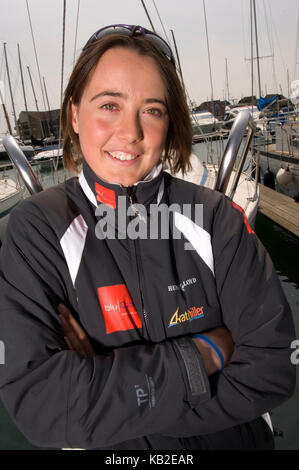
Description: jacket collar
xmin=79 ymin=159 xmax=165 ymax=209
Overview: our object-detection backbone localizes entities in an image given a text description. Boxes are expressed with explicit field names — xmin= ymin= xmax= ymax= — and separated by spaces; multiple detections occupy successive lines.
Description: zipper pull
xmin=127 ymin=187 xmax=146 ymax=223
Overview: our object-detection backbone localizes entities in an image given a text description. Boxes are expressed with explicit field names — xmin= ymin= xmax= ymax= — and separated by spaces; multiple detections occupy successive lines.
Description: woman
xmin=0 ymin=25 xmax=295 ymax=450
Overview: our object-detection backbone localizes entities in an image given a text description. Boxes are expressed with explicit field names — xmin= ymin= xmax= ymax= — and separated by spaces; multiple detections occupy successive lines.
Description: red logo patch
xmin=98 ymin=284 xmax=142 ymax=334
xmin=232 ymin=201 xmax=254 ymax=234
xmin=95 ymin=182 xmax=116 ymax=208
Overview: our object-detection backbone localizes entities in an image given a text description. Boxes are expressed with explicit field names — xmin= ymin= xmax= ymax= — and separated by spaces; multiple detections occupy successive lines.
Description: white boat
xmin=191 ymin=111 xmax=220 ymax=135
xmin=0 ymin=176 xmax=22 ymax=243
xmin=32 ymin=145 xmax=63 ymax=161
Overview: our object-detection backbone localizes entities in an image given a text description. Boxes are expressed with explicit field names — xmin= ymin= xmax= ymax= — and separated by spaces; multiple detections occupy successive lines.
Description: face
xmin=71 ymin=47 xmax=169 ymax=186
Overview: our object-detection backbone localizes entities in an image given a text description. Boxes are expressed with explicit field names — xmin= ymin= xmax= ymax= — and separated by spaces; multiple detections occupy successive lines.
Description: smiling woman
xmin=0 ymin=24 xmax=295 ymax=451
xmin=61 ymin=29 xmax=193 ymax=177
xmin=69 ymin=47 xmax=169 ymax=186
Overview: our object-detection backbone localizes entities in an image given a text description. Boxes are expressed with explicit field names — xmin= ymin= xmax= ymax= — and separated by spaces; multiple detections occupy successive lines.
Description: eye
xmin=145 ymin=107 xmax=163 ymax=117
xmin=100 ymin=103 xmax=117 ymax=111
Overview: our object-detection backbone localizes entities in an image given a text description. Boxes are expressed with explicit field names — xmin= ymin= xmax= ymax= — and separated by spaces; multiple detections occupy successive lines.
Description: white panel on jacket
xmin=174 ymin=212 xmax=215 ymax=276
xmin=79 ymin=171 xmax=98 ymax=207
xmin=60 ymin=214 xmax=88 ymax=286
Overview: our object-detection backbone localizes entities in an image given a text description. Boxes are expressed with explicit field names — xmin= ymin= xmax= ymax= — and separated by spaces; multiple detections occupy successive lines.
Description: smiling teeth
xmin=107 ymin=151 xmax=139 ymax=161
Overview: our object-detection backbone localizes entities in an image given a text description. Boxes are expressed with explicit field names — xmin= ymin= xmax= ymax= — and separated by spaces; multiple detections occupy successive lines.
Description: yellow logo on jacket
xmin=168 ymin=306 xmax=204 ymax=327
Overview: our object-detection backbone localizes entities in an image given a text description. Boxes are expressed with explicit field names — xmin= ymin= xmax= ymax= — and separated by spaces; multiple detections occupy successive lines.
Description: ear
xmin=70 ymin=99 xmax=79 ymax=134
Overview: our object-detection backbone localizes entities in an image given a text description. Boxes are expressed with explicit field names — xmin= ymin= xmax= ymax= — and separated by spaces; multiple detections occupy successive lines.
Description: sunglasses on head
xmin=83 ymin=24 xmax=175 ymax=66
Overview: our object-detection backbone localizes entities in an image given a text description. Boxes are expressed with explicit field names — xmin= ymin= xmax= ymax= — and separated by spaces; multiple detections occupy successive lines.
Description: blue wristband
xmin=193 ymin=334 xmax=224 ymax=372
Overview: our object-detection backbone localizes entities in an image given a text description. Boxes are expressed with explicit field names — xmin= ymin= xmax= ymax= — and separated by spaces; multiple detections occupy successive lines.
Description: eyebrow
xmin=89 ymin=91 xmax=122 ymax=102
xmin=89 ymin=90 xmax=167 ymax=107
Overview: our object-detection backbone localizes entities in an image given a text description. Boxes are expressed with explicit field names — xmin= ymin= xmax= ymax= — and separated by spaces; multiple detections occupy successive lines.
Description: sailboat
xmin=245 ymin=0 xmax=299 ymax=200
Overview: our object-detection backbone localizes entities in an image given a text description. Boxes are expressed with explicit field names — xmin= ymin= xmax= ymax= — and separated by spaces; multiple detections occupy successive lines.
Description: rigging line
xmin=151 ymin=0 xmax=170 ymax=43
xmin=140 ymin=0 xmax=156 ymax=32
xmin=3 ymin=43 xmax=19 ymax=135
xmin=73 ymin=0 xmax=81 ymax=67
xmin=262 ymin=0 xmax=274 ymax=55
xmin=262 ymin=0 xmax=278 ymax=92
xmin=0 ymin=49 xmax=5 ymax=78
xmin=294 ymin=11 xmax=299 ymax=79
xmin=202 ymin=0 xmax=214 ymax=103
xmin=170 ymin=29 xmax=185 ymax=90
xmin=250 ymin=0 xmax=254 ymax=103
xmin=267 ymin=1 xmax=287 ymax=78
xmin=59 ymin=0 xmax=66 ymax=147
xmin=252 ymin=0 xmax=262 ymax=98
xmin=25 ymin=0 xmax=46 ymax=112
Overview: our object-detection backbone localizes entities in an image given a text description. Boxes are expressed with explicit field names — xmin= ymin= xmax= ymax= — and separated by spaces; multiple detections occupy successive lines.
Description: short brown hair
xmin=61 ymin=34 xmax=193 ymax=175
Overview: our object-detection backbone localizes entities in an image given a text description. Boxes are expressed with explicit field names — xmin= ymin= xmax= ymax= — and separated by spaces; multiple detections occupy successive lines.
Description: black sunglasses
xmin=83 ymin=24 xmax=175 ymax=66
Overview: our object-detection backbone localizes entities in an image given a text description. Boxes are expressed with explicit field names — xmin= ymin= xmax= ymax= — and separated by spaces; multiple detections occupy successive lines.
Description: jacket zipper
xmin=127 ymin=187 xmax=150 ymax=339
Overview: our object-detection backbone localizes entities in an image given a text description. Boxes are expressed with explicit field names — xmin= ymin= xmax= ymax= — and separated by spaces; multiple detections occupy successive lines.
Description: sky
xmin=0 ymin=0 xmax=298 ymax=135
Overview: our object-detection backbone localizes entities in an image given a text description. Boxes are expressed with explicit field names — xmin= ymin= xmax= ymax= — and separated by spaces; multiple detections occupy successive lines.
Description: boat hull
xmin=0 ymin=178 xmax=22 ymax=242
xmin=256 ymin=146 xmax=299 ymax=198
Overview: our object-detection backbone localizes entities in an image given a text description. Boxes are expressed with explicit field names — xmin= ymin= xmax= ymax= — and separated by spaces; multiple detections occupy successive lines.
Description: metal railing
xmin=214 ymin=109 xmax=256 ymax=199
xmin=2 ymin=135 xmax=43 ymax=194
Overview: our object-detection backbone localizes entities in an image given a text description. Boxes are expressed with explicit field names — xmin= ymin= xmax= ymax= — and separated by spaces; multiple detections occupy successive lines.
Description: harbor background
xmin=0 ymin=0 xmax=298 ymax=450
xmin=0 ymin=0 xmax=298 ymax=136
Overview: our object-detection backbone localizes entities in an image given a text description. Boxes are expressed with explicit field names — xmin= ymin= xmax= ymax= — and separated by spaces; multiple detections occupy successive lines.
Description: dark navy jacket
xmin=0 ymin=161 xmax=295 ymax=449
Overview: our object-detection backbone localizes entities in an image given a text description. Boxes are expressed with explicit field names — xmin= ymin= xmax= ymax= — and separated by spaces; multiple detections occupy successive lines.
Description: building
xmin=17 ymin=109 xmax=60 ymax=143
xmin=238 ymin=96 xmax=257 ymax=106
xmin=193 ymin=100 xmax=226 ymax=119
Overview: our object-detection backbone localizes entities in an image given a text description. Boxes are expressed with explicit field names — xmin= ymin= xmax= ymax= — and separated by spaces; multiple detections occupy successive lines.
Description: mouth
xmin=105 ymin=151 xmax=140 ymax=162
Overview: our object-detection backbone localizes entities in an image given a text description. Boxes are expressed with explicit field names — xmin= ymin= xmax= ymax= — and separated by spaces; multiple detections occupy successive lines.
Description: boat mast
xmin=3 ymin=43 xmax=19 ymax=136
xmin=27 ymin=65 xmax=44 ymax=138
xmin=294 ymin=12 xmax=299 ymax=80
xmin=17 ymin=43 xmax=32 ymax=139
xmin=140 ymin=0 xmax=156 ymax=31
xmin=252 ymin=0 xmax=262 ymax=97
xmin=225 ymin=58 xmax=230 ymax=102
xmin=73 ymin=0 xmax=81 ymax=67
xmin=0 ymin=87 xmax=13 ymax=135
xmin=43 ymin=76 xmax=54 ymax=137
xmin=202 ymin=0 xmax=215 ymax=115
xmin=151 ymin=0 xmax=170 ymax=43
xmin=170 ymin=29 xmax=185 ymax=90
xmin=250 ymin=0 xmax=254 ymax=106
xmin=26 ymin=0 xmax=46 ymax=112
xmin=58 ymin=0 xmax=66 ymax=148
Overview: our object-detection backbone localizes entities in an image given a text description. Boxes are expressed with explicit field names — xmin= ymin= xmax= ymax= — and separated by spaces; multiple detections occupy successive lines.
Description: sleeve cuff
xmin=172 ymin=336 xmax=211 ymax=406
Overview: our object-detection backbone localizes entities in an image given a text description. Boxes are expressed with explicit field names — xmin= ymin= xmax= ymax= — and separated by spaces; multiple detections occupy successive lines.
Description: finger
xmin=60 ymin=311 xmax=95 ymax=357
xmin=59 ymin=313 xmax=95 ymax=358
xmin=59 ymin=314 xmax=88 ymax=357
xmin=64 ymin=335 xmax=74 ymax=351
xmin=58 ymin=303 xmax=71 ymax=316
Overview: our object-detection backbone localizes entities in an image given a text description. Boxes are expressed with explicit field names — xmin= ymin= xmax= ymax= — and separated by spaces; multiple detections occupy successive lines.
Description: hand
xmin=192 ymin=326 xmax=234 ymax=376
xmin=58 ymin=303 xmax=95 ymax=358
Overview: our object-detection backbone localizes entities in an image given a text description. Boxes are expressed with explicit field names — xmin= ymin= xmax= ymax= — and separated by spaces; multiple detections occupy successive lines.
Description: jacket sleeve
xmin=161 ymin=194 xmax=296 ymax=437
xmin=0 ymin=200 xmax=210 ymax=449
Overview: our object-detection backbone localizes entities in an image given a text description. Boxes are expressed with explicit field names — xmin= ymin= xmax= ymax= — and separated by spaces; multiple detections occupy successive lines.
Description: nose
xmin=116 ymin=110 xmax=143 ymax=144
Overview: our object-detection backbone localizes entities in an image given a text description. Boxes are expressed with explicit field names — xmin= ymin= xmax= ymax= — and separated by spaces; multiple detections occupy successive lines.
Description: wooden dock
xmin=258 ymin=184 xmax=299 ymax=237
